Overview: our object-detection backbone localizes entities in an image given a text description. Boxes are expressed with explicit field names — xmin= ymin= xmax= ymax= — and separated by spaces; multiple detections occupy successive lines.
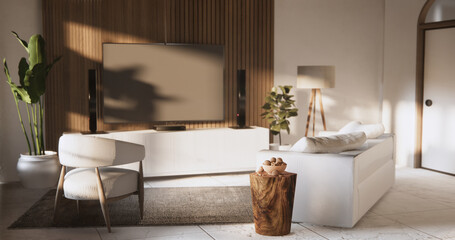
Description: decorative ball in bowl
xmin=262 ymin=157 xmax=287 ymax=175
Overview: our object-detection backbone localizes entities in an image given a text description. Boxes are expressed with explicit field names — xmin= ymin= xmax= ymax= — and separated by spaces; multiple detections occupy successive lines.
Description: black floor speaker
xmin=235 ymin=69 xmax=248 ymax=129
xmin=88 ymin=69 xmax=97 ymax=133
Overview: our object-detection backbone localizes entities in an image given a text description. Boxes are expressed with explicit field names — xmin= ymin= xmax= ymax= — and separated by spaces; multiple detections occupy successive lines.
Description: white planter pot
xmin=17 ymin=151 xmax=60 ymax=189
xmin=269 ymin=143 xmax=280 ymax=150
xmin=279 ymin=144 xmax=292 ymax=151
xmin=269 ymin=143 xmax=292 ymax=151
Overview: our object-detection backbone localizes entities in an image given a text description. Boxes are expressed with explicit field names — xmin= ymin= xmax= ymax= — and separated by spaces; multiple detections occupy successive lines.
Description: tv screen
xmin=102 ymin=43 xmax=224 ymax=123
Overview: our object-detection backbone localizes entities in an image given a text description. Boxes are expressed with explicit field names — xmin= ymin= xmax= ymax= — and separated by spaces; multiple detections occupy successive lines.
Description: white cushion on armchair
xmin=64 ymin=167 xmax=139 ymax=200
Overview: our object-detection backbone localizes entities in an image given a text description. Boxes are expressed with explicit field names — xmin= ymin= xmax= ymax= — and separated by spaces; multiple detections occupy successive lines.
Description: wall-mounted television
xmin=102 ymin=43 xmax=225 ymax=123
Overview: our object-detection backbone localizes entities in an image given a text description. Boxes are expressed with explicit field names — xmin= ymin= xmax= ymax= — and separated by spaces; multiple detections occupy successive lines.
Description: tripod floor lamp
xmin=297 ymin=66 xmax=335 ymax=137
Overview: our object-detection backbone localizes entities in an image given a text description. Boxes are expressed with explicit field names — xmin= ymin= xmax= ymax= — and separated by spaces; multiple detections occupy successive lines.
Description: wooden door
xmin=422 ymin=27 xmax=455 ymax=174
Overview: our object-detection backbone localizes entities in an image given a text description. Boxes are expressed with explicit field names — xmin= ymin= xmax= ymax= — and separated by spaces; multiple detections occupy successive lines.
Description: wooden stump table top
xmin=251 ymin=171 xmax=296 ymax=178
xmin=250 ymin=171 xmax=297 ymax=236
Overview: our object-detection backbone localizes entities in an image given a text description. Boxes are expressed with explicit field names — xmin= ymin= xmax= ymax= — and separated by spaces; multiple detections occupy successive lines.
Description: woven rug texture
xmin=10 ymin=186 xmax=253 ymax=228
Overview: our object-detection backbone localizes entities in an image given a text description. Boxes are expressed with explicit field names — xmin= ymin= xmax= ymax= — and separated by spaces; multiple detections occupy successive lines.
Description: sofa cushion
xmin=339 ymin=121 xmax=385 ymax=139
xmin=290 ymin=132 xmax=367 ymax=153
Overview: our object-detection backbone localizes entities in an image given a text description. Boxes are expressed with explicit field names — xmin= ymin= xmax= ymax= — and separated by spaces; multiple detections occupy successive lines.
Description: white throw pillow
xmin=338 ymin=121 xmax=384 ymax=139
xmin=290 ymin=132 xmax=367 ymax=153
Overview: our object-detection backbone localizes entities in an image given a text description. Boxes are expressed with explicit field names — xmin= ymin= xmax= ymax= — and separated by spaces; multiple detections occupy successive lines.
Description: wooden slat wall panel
xmin=43 ymin=0 xmax=273 ymax=150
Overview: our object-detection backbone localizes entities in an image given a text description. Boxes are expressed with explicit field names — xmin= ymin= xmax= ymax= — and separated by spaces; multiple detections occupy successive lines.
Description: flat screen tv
xmin=102 ymin=43 xmax=224 ymax=123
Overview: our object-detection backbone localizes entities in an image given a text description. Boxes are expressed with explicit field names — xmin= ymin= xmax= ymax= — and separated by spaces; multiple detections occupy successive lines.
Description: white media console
xmin=93 ymin=127 xmax=269 ymax=177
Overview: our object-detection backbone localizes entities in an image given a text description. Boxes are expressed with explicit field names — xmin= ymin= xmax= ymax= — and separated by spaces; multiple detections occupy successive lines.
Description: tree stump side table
xmin=249 ymin=171 xmax=297 ymax=236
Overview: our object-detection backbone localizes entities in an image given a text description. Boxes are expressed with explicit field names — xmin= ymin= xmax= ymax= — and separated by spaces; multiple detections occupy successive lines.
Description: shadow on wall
xmin=103 ymin=67 xmax=179 ymax=123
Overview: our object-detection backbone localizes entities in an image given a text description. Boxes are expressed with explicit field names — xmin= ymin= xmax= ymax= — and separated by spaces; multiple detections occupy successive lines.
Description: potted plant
xmin=3 ymin=32 xmax=61 ymax=188
xmin=261 ymin=85 xmax=298 ymax=150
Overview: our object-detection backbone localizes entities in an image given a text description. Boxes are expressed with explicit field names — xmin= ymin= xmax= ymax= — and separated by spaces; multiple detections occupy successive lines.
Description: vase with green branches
xmin=3 ymin=32 xmax=61 ymax=156
xmin=261 ymin=85 xmax=298 ymax=145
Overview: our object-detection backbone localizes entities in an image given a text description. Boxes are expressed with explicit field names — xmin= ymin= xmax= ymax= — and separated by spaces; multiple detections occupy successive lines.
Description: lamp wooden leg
xmin=95 ymin=168 xmax=111 ymax=233
xmin=53 ymin=165 xmax=66 ymax=223
xmin=138 ymin=161 xmax=144 ymax=220
xmin=312 ymin=91 xmax=316 ymax=136
xmin=317 ymin=89 xmax=327 ymax=131
xmin=305 ymin=90 xmax=315 ymax=136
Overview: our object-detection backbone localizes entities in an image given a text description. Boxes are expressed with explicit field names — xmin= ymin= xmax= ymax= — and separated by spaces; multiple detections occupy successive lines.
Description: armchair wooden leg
xmin=53 ymin=165 xmax=66 ymax=223
xmin=95 ymin=168 xmax=111 ymax=233
xmin=312 ymin=93 xmax=316 ymax=136
xmin=76 ymin=200 xmax=80 ymax=216
xmin=138 ymin=161 xmax=144 ymax=219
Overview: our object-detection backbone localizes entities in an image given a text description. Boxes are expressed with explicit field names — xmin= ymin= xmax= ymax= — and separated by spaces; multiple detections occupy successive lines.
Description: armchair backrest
xmin=58 ymin=134 xmax=145 ymax=168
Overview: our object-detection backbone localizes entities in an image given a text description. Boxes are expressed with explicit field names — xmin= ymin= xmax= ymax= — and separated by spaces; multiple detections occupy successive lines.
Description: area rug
xmin=9 ymin=186 xmax=253 ymax=228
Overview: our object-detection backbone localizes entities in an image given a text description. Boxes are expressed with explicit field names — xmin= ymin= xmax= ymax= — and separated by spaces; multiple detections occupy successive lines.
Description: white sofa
xmin=256 ymin=134 xmax=394 ymax=228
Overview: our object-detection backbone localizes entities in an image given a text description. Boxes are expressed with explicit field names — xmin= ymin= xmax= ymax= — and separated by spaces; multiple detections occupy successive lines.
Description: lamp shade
xmin=297 ymin=66 xmax=335 ymax=89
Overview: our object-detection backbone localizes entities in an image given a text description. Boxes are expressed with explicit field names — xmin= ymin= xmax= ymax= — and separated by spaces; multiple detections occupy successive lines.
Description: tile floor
xmin=2 ymin=167 xmax=455 ymax=239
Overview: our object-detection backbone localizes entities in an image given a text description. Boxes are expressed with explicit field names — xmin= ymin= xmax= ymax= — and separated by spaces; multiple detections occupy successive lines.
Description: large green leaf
xmin=46 ymin=56 xmax=61 ymax=75
xmin=262 ymin=102 xmax=271 ymax=110
xmin=271 ymin=86 xmax=277 ymax=93
xmin=4 ymin=59 xmax=32 ymax=103
xmin=283 ymin=85 xmax=292 ymax=93
xmin=27 ymin=63 xmax=47 ymax=103
xmin=11 ymin=31 xmax=29 ymax=53
xmin=284 ymin=95 xmax=294 ymax=101
xmin=270 ymin=124 xmax=281 ymax=133
xmin=7 ymin=82 xmax=32 ymax=103
xmin=289 ymin=111 xmax=298 ymax=117
xmin=18 ymin=57 xmax=29 ymax=87
xmin=28 ymin=34 xmax=46 ymax=70
xmin=3 ymin=59 xmax=12 ymax=84
xmin=279 ymin=86 xmax=287 ymax=94
xmin=265 ymin=95 xmax=275 ymax=103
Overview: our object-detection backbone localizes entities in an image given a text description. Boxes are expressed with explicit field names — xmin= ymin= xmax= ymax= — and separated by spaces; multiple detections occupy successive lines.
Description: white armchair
xmin=54 ymin=134 xmax=145 ymax=232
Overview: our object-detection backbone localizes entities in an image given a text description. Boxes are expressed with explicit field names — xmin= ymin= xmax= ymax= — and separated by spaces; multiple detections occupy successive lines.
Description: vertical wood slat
xmin=253 ymin=0 xmax=258 ymax=125
xmin=228 ymin=0 xmax=233 ymax=127
xmin=43 ymin=0 xmax=274 ymax=149
xmin=261 ymin=0 xmax=266 ymax=128
xmin=259 ymin=0 xmax=264 ymax=126
xmin=245 ymin=0 xmax=250 ymax=126
xmin=268 ymin=0 xmax=273 ymax=127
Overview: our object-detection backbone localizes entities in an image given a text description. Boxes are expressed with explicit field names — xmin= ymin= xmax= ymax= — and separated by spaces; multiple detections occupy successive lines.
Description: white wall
xmin=274 ymin=0 xmax=385 ymax=145
xmin=382 ymin=0 xmax=426 ymax=167
xmin=0 ymin=0 xmax=42 ymax=182
xmin=0 ymin=0 xmax=432 ymax=182
xmin=275 ymin=0 xmax=428 ymax=168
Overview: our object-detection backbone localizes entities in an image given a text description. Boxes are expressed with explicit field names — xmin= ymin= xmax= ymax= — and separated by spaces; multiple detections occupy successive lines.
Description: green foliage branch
xmin=261 ymin=85 xmax=298 ymax=145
